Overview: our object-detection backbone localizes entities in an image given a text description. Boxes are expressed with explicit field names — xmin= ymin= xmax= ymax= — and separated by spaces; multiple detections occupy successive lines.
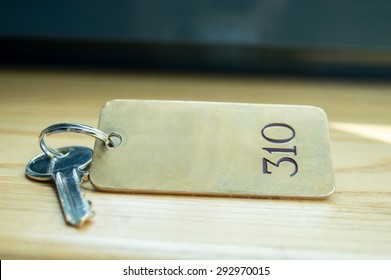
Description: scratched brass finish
xmin=89 ymin=100 xmax=334 ymax=198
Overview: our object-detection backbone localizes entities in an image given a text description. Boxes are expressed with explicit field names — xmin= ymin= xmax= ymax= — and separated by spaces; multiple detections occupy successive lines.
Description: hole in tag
xmin=107 ymin=132 xmax=122 ymax=148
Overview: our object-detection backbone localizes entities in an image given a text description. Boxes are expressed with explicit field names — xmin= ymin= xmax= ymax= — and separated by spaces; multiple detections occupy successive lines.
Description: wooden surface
xmin=0 ymin=69 xmax=391 ymax=259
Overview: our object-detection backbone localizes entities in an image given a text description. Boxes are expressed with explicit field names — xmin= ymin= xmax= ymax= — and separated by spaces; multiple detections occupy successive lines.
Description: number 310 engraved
xmin=261 ymin=123 xmax=298 ymax=177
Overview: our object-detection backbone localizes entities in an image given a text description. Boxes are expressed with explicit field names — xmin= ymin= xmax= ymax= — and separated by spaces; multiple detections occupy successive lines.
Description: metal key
xmin=26 ymin=146 xmax=95 ymax=227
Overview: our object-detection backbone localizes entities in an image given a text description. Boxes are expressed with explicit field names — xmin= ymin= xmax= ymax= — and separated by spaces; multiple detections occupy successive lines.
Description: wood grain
xmin=1 ymin=69 xmax=391 ymax=259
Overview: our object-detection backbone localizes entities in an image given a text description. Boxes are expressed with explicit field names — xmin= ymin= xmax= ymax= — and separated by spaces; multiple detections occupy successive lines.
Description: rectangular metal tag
xmin=89 ymin=100 xmax=334 ymax=198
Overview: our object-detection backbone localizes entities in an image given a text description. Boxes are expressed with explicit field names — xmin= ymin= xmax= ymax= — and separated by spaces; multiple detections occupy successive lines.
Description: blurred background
xmin=1 ymin=0 xmax=391 ymax=78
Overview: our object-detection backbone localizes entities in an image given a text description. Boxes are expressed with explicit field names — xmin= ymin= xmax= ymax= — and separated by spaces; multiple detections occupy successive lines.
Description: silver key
xmin=26 ymin=146 xmax=95 ymax=227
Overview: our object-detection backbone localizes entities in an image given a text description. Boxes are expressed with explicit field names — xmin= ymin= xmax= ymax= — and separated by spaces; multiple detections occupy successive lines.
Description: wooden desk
xmin=1 ymin=69 xmax=391 ymax=259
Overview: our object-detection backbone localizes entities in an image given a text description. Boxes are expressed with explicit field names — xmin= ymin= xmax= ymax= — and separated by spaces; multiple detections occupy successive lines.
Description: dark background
xmin=1 ymin=0 xmax=391 ymax=77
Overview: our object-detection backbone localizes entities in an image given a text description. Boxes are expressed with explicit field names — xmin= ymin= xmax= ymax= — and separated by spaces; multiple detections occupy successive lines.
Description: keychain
xmin=26 ymin=100 xmax=335 ymax=227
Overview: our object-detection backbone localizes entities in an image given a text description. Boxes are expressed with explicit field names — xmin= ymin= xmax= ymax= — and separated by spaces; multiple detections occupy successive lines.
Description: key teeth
xmin=80 ymin=170 xmax=90 ymax=182
xmin=71 ymin=213 xmax=95 ymax=228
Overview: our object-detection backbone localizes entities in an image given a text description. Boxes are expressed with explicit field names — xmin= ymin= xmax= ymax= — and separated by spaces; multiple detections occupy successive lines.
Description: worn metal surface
xmin=89 ymin=100 xmax=334 ymax=198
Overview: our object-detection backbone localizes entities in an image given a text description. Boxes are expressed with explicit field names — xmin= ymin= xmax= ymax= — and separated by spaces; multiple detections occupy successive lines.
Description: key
xmin=26 ymin=146 xmax=95 ymax=227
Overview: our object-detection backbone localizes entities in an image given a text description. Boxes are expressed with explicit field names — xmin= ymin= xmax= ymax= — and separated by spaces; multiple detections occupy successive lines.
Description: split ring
xmin=38 ymin=123 xmax=114 ymax=158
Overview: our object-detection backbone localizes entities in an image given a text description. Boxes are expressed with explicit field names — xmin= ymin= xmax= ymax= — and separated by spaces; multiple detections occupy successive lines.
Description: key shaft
xmin=53 ymin=167 xmax=93 ymax=226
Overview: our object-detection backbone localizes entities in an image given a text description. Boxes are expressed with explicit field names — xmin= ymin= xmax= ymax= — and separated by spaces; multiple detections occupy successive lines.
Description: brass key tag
xmin=89 ymin=100 xmax=335 ymax=198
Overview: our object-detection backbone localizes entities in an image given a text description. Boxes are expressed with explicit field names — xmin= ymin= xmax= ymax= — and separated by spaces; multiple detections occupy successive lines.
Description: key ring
xmin=39 ymin=123 xmax=114 ymax=158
